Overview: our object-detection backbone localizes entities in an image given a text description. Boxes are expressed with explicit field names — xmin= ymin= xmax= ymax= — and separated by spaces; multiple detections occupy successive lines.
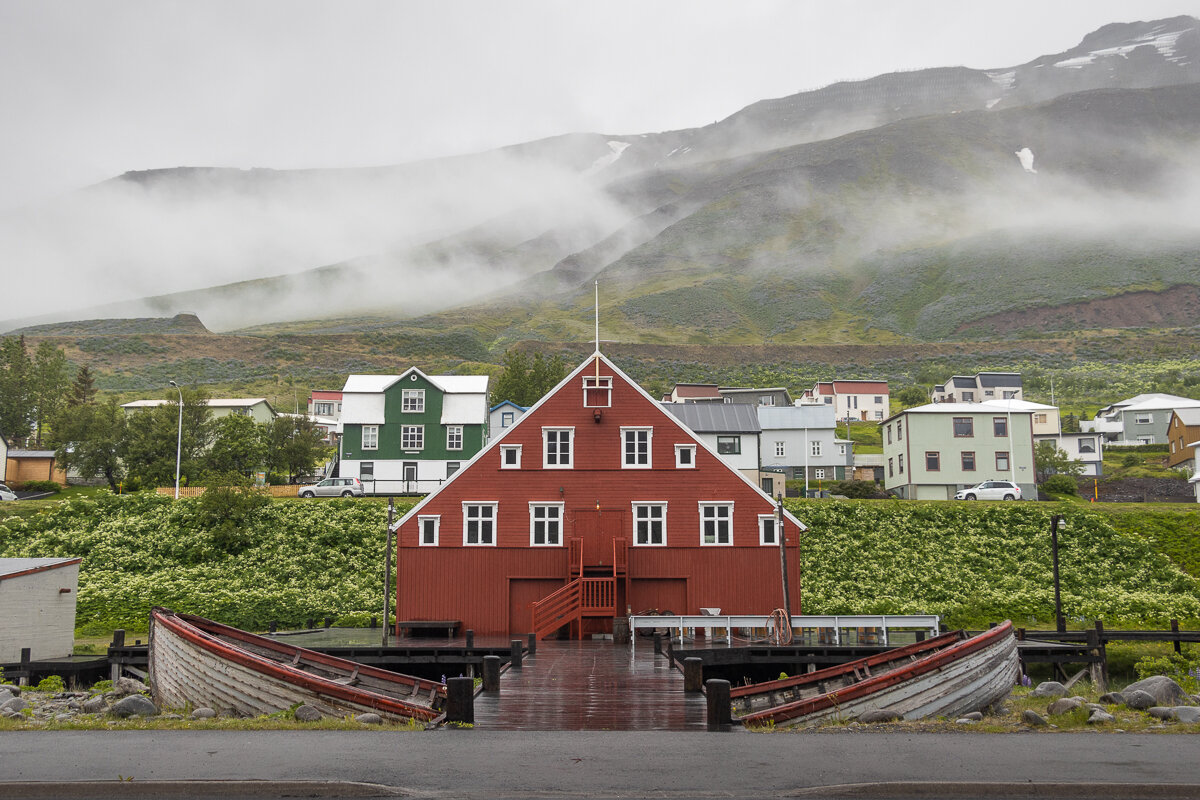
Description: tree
xmin=0 ymin=335 xmax=33 ymax=443
xmin=69 ymin=365 xmax=97 ymax=407
xmin=1034 ymin=440 xmax=1084 ymax=483
xmin=895 ymin=385 xmax=930 ymax=410
xmin=491 ymin=350 xmax=566 ymax=407
xmin=54 ymin=400 xmax=127 ymax=491
xmin=205 ymin=414 xmax=268 ymax=478
xmin=31 ymin=340 xmax=71 ymax=446
xmin=121 ymin=387 xmax=214 ymax=487
xmin=265 ymin=416 xmax=331 ymax=483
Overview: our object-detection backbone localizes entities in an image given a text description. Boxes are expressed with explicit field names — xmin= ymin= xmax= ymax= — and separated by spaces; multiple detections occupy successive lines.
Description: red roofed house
xmin=807 ymin=380 xmax=890 ymax=422
xmin=662 ymin=383 xmax=723 ymax=403
xmin=393 ymin=353 xmax=805 ymax=639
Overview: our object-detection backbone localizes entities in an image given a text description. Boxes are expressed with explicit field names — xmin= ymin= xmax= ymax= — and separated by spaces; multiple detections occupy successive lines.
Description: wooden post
xmin=18 ymin=648 xmax=30 ymax=687
xmin=653 ymin=633 xmax=663 ymax=655
xmin=1086 ymin=626 xmax=1106 ymax=693
xmin=1172 ymin=619 xmax=1181 ymax=654
xmin=683 ymin=658 xmax=704 ymax=692
xmin=324 ymin=616 xmax=334 ymax=629
xmin=465 ymin=629 xmax=475 ymax=649
xmin=109 ymin=630 xmax=125 ymax=683
xmin=481 ymin=655 xmax=501 ymax=692
xmin=383 ymin=498 xmax=393 ymax=647
xmin=1050 ymin=515 xmax=1065 ymax=633
xmin=776 ymin=494 xmax=792 ymax=621
xmin=705 ymin=679 xmax=732 ymax=730
xmin=445 ymin=677 xmax=474 ymax=724
xmin=269 ymin=621 xmax=278 ymax=633
xmin=1095 ymin=620 xmax=1109 ymax=689
xmin=527 ymin=632 xmax=537 ymax=656
xmin=510 ymin=640 xmax=523 ymax=669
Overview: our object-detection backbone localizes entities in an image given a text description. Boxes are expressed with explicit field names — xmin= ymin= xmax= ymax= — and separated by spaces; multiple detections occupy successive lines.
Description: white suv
xmin=0 ymin=483 xmax=16 ymax=502
xmin=955 ymin=480 xmax=1021 ymax=501
xmin=299 ymin=477 xmax=364 ymax=498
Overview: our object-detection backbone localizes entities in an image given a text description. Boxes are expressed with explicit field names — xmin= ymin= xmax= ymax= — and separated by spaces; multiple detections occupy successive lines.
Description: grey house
xmin=758 ymin=405 xmax=853 ymax=484
xmin=718 ymin=386 xmax=794 ymax=407
xmin=932 ymin=373 xmax=1023 ymax=404
xmin=661 ymin=402 xmax=767 ymax=489
xmin=1082 ymin=393 xmax=1200 ymax=445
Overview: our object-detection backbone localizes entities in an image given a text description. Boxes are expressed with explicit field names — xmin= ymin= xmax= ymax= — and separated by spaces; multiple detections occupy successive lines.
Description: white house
xmin=0 ymin=558 xmax=81 ymax=662
xmin=488 ymin=400 xmax=528 ymax=441
xmin=122 ymin=398 xmax=278 ymax=425
xmin=758 ymin=404 xmax=854 ymax=484
xmin=807 ymin=380 xmax=890 ymax=421
xmin=932 ymin=372 xmax=1023 ymax=404
xmin=661 ymin=402 xmax=763 ymax=487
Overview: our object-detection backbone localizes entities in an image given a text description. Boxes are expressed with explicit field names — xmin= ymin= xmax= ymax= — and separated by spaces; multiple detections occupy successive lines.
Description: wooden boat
xmin=149 ymin=607 xmax=446 ymax=724
xmin=731 ymin=621 xmax=1019 ymax=728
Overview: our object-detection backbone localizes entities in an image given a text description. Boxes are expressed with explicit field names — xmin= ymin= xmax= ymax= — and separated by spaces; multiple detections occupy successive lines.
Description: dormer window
xmin=583 ymin=375 xmax=612 ymax=408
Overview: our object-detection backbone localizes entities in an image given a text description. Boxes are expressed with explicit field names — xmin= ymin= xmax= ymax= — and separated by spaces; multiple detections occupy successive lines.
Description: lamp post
xmin=1050 ymin=514 xmax=1066 ymax=633
xmin=169 ymin=381 xmax=183 ymax=500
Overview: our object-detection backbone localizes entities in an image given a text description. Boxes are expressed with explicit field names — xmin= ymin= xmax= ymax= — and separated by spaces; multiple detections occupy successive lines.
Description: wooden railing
xmin=568 ymin=538 xmax=583 ymax=577
xmin=612 ymin=538 xmax=627 ymax=575
xmin=581 ymin=578 xmax=615 ymax=614
xmin=531 ymin=580 xmax=582 ymax=640
xmin=156 ymin=485 xmax=299 ymax=498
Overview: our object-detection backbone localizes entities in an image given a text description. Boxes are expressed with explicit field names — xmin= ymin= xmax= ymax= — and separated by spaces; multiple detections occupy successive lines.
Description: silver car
xmin=0 ymin=483 xmax=16 ymax=502
xmin=298 ymin=477 xmax=364 ymax=498
xmin=955 ymin=480 xmax=1021 ymax=501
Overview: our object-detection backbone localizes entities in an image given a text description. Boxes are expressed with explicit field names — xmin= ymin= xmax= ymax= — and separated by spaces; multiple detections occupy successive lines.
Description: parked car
xmin=298 ymin=477 xmax=364 ymax=498
xmin=0 ymin=484 xmax=16 ymax=502
xmin=955 ymin=480 xmax=1021 ymax=501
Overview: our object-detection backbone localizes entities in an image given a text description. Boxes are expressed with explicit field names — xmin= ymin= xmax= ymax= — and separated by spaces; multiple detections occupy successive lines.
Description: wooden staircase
xmin=531 ymin=537 xmax=626 ymax=640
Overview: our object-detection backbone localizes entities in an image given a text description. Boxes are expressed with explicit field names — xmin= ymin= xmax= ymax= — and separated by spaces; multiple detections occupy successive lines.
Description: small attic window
xmin=583 ymin=375 xmax=612 ymax=408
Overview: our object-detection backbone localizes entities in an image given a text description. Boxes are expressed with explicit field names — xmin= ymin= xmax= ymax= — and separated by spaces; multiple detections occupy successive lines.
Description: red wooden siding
xmin=396 ymin=355 xmax=802 ymax=635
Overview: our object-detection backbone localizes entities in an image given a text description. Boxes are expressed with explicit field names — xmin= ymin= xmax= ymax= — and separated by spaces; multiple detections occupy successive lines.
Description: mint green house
xmin=881 ymin=402 xmax=1036 ymax=500
xmin=339 ymin=369 xmax=489 ymax=495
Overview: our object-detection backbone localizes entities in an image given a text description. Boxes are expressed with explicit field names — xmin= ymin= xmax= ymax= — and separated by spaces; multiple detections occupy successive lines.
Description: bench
xmin=396 ymin=620 xmax=461 ymax=638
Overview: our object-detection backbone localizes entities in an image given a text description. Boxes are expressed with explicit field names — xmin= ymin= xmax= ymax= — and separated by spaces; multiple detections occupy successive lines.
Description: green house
xmin=339 ymin=369 xmax=489 ymax=494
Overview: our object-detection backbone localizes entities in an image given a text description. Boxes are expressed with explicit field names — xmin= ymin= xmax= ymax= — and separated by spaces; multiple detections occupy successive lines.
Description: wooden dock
xmin=473 ymin=639 xmax=707 ymax=730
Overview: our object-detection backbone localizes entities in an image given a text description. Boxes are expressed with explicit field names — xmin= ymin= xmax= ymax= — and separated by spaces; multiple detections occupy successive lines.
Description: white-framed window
xmin=1137 ymin=436 xmax=1153 ymax=445
xmin=758 ymin=514 xmax=778 ymax=546
xmin=814 ymin=468 xmax=825 ymax=480
xmin=810 ymin=440 xmax=822 ymax=457
xmin=529 ymin=503 xmax=564 ymax=546
xmin=362 ymin=425 xmax=379 ymax=450
xmin=463 ymin=503 xmax=497 ymax=546
xmin=699 ymin=503 xmax=733 ymax=545
xmin=315 ymin=402 xmax=333 ymax=415
xmin=874 ymin=411 xmax=883 ymax=420
xmin=583 ymin=375 xmax=612 ymax=408
xmin=675 ymin=444 xmax=696 ymax=469
xmin=775 ymin=441 xmax=786 ymax=458
xmin=1079 ymin=438 xmax=1096 ymax=454
xmin=838 ymin=443 xmax=846 ymax=455
xmin=717 ymin=436 xmax=741 ymax=455
xmin=401 ymin=425 xmax=424 ymax=451
xmin=402 ymin=389 xmax=425 ymax=413
xmin=418 ymin=516 xmax=439 ymax=546
xmin=632 ymin=503 xmax=667 ymax=546
xmin=543 ymin=427 xmax=574 ymax=468
xmin=500 ymin=444 xmax=522 ymax=469
xmin=446 ymin=462 xmax=460 ymax=478
xmin=622 ymin=427 xmax=652 ymax=468
xmin=1135 ymin=413 xmax=1153 ymax=424
xmin=446 ymin=425 xmax=463 ymax=450
xmin=759 ymin=396 xmax=775 ymax=406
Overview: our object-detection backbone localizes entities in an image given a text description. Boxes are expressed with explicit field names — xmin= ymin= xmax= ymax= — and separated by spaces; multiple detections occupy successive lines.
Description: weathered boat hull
xmin=149 ymin=608 xmax=445 ymax=724
xmin=736 ymin=621 xmax=1019 ymax=728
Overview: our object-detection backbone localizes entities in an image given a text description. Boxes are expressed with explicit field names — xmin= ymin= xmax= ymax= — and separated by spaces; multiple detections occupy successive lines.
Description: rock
xmin=858 ymin=709 xmax=902 ymax=723
xmin=1087 ymin=710 xmax=1115 ymax=724
xmin=1031 ymin=681 xmax=1067 ymax=698
xmin=1 ymin=697 xmax=28 ymax=714
xmin=82 ymin=696 xmax=106 ymax=714
xmin=190 ymin=707 xmax=216 ymax=719
xmin=109 ymin=695 xmax=158 ymax=718
xmin=293 ymin=704 xmax=322 ymax=722
xmin=962 ymin=711 xmax=983 ymax=721
xmin=1099 ymin=692 xmax=1126 ymax=706
xmin=1124 ymin=676 xmax=1193 ymax=707
xmin=954 ymin=717 xmax=977 ymax=724
xmin=1047 ymin=697 xmax=1085 ymax=715
xmin=1022 ymin=709 xmax=1048 ymax=727
xmin=0 ymin=689 xmax=12 ymax=705
xmin=54 ymin=713 xmax=73 ymax=722
xmin=67 ymin=700 xmax=82 ymax=711
xmin=161 ymin=713 xmax=183 ymax=720
xmin=1124 ymin=690 xmax=1158 ymax=710
xmin=1169 ymin=706 xmax=1200 ymax=724
xmin=1148 ymin=706 xmax=1175 ymax=720
xmin=354 ymin=712 xmax=383 ymax=725
xmin=1 ymin=685 xmax=19 ymax=696
xmin=112 ymin=678 xmax=148 ymax=697
xmin=1085 ymin=704 xmax=1107 ymax=714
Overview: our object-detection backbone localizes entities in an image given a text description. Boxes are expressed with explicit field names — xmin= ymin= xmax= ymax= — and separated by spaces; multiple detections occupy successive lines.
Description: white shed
xmin=0 ymin=557 xmax=81 ymax=661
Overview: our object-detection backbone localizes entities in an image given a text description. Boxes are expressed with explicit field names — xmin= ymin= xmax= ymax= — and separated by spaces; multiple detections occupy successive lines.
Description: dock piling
xmin=683 ymin=657 xmax=703 ymax=692
xmin=482 ymin=655 xmax=501 ymax=692
xmin=527 ymin=632 xmax=537 ymax=655
xmin=705 ymin=679 xmax=732 ymax=731
xmin=465 ymin=629 xmax=474 ymax=648
xmin=510 ymin=640 xmax=523 ymax=669
xmin=445 ymin=677 xmax=474 ymax=725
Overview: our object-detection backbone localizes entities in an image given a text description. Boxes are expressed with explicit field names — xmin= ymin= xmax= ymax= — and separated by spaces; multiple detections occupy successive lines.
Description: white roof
xmin=122 ymin=398 xmax=267 ymax=409
xmin=1123 ymin=397 xmax=1200 ymax=413
xmin=441 ymin=393 xmax=486 ymax=425
xmin=0 ymin=557 xmax=81 ymax=578
xmin=434 ymin=375 xmax=489 ymax=394
xmin=341 ymin=375 xmax=399 ymax=393
xmin=979 ymin=399 xmax=1057 ymax=411
xmin=904 ymin=402 xmax=1033 ymax=415
xmin=340 ymin=372 xmax=488 ymax=395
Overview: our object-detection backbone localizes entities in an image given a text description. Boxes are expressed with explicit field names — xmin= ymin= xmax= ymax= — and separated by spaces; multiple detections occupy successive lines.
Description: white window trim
xmin=401 ymin=425 xmax=424 ymax=452
xmin=462 ymin=502 xmax=498 ymax=547
xmin=446 ymin=425 xmax=464 ymax=451
xmin=417 ymin=515 xmax=440 ymax=547
xmin=401 ymin=389 xmax=425 ymax=413
xmin=631 ymin=502 xmax=668 ymax=547
xmin=528 ymin=502 xmax=565 ymax=547
xmin=542 ymin=426 xmax=575 ymax=469
xmin=582 ymin=375 xmax=613 ymax=408
xmin=810 ymin=440 xmax=822 ymax=457
xmin=675 ymin=444 xmax=696 ymax=469
xmin=500 ymin=444 xmax=522 ymax=469
xmin=362 ymin=425 xmax=379 ymax=450
xmin=814 ymin=468 xmax=826 ymax=480
xmin=1135 ymin=414 xmax=1153 ymax=425
xmin=758 ymin=514 xmax=779 ymax=546
xmin=621 ymin=426 xmax=654 ymax=469
xmin=698 ymin=501 xmax=734 ymax=546
xmin=775 ymin=441 xmax=786 ymax=458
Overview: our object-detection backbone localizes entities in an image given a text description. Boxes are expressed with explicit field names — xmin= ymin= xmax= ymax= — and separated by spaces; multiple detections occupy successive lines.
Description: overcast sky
xmin=1 ymin=0 xmax=1198 ymax=212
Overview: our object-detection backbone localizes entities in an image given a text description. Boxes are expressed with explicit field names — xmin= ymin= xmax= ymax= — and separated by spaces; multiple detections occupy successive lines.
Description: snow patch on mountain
xmin=582 ymin=141 xmax=631 ymax=176
xmin=1015 ymin=147 xmax=1037 ymax=173
xmin=1054 ymin=26 xmax=1190 ymax=69
xmin=987 ymin=70 xmax=1016 ymax=90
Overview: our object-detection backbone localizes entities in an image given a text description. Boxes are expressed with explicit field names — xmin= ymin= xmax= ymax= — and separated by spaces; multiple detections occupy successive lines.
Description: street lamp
xmin=169 ymin=381 xmax=183 ymax=500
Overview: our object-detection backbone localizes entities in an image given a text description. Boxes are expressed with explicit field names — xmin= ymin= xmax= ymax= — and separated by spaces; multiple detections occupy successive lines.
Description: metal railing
xmin=628 ymin=614 xmax=941 ymax=648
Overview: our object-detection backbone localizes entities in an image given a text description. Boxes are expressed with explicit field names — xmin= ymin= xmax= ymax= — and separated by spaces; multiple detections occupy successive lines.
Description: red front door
xmin=572 ymin=508 xmax=625 ymax=569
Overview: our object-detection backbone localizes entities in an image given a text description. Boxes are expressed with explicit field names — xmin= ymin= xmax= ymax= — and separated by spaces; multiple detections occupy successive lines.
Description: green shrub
xmin=1042 ymin=475 xmax=1078 ymax=496
xmin=830 ymin=480 xmax=885 ymax=499
xmin=1121 ymin=454 xmax=1140 ymax=468
xmin=1133 ymin=647 xmax=1200 ymax=693
xmin=19 ymin=480 xmax=62 ymax=493
xmin=34 ymin=675 xmax=64 ymax=693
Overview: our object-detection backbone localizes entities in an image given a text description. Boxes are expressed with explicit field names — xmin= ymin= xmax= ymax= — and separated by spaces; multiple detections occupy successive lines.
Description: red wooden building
xmin=392 ymin=353 xmax=805 ymax=638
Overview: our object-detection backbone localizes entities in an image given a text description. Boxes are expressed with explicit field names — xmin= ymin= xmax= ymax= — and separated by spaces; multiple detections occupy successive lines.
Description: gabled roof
xmin=1123 ymin=396 xmax=1200 ymax=413
xmin=0 ymin=557 xmax=82 ymax=580
xmin=757 ymin=405 xmax=837 ymax=430
xmin=342 ymin=368 xmax=488 ymax=395
xmin=1169 ymin=408 xmax=1200 ymax=427
xmin=490 ymin=400 xmax=528 ymax=412
xmin=662 ymin=402 xmax=761 ymax=434
xmin=950 ymin=376 xmax=976 ymax=388
xmin=395 ymin=352 xmax=804 ymax=532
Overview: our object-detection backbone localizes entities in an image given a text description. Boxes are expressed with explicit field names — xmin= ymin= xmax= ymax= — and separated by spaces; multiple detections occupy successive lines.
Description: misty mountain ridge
xmin=4 ymin=15 xmax=1200 ymax=341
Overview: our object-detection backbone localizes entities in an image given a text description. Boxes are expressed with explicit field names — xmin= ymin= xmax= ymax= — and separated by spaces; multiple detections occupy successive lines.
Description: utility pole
xmin=1050 ymin=514 xmax=1065 ymax=633
xmin=776 ymin=494 xmax=791 ymax=620
xmin=383 ymin=498 xmax=394 ymax=647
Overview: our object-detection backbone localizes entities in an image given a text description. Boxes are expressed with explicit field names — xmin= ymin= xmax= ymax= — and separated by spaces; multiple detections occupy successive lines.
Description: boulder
xmin=109 ymin=695 xmax=158 ymax=718
xmin=1047 ymin=697 xmax=1085 ymax=715
xmin=1031 ymin=681 xmax=1067 ymax=698
xmin=161 ymin=713 xmax=183 ymax=720
xmin=858 ymin=709 xmax=902 ymax=723
xmin=1124 ymin=690 xmax=1158 ymax=710
xmin=954 ymin=717 xmax=977 ymax=724
xmin=1022 ymin=709 xmax=1048 ymax=727
xmin=1 ymin=697 xmax=28 ymax=714
xmin=81 ymin=696 xmax=106 ymax=714
xmin=112 ymin=678 xmax=149 ymax=697
xmin=1123 ymin=676 xmax=1193 ymax=707
xmin=961 ymin=711 xmax=983 ymax=721
xmin=354 ymin=713 xmax=383 ymax=725
xmin=0 ymin=689 xmax=12 ymax=705
xmin=190 ymin=707 xmax=217 ymax=720
xmin=1169 ymin=706 xmax=1200 ymax=724
xmin=1098 ymin=692 xmax=1126 ymax=706
xmin=1148 ymin=706 xmax=1175 ymax=720
xmin=1087 ymin=710 xmax=1115 ymax=724
xmin=293 ymin=704 xmax=322 ymax=722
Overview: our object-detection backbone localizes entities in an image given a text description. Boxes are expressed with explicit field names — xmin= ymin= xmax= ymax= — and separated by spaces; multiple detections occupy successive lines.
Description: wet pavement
xmin=474 ymin=638 xmax=707 ymax=730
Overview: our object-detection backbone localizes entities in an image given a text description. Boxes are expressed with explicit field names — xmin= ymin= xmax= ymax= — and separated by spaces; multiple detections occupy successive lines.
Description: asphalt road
xmin=3 ymin=730 xmax=1200 ymax=798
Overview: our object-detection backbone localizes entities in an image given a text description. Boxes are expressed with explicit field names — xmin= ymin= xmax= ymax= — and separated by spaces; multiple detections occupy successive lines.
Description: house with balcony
xmin=881 ymin=402 xmax=1036 ymax=500
xmin=391 ymin=352 xmax=805 ymax=638
xmin=1082 ymin=393 xmax=1200 ymax=445
xmin=931 ymin=373 xmax=1022 ymax=404
xmin=806 ymin=380 xmax=890 ymax=421
xmin=758 ymin=404 xmax=854 ymax=487
xmin=339 ymin=369 xmax=489 ymax=494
